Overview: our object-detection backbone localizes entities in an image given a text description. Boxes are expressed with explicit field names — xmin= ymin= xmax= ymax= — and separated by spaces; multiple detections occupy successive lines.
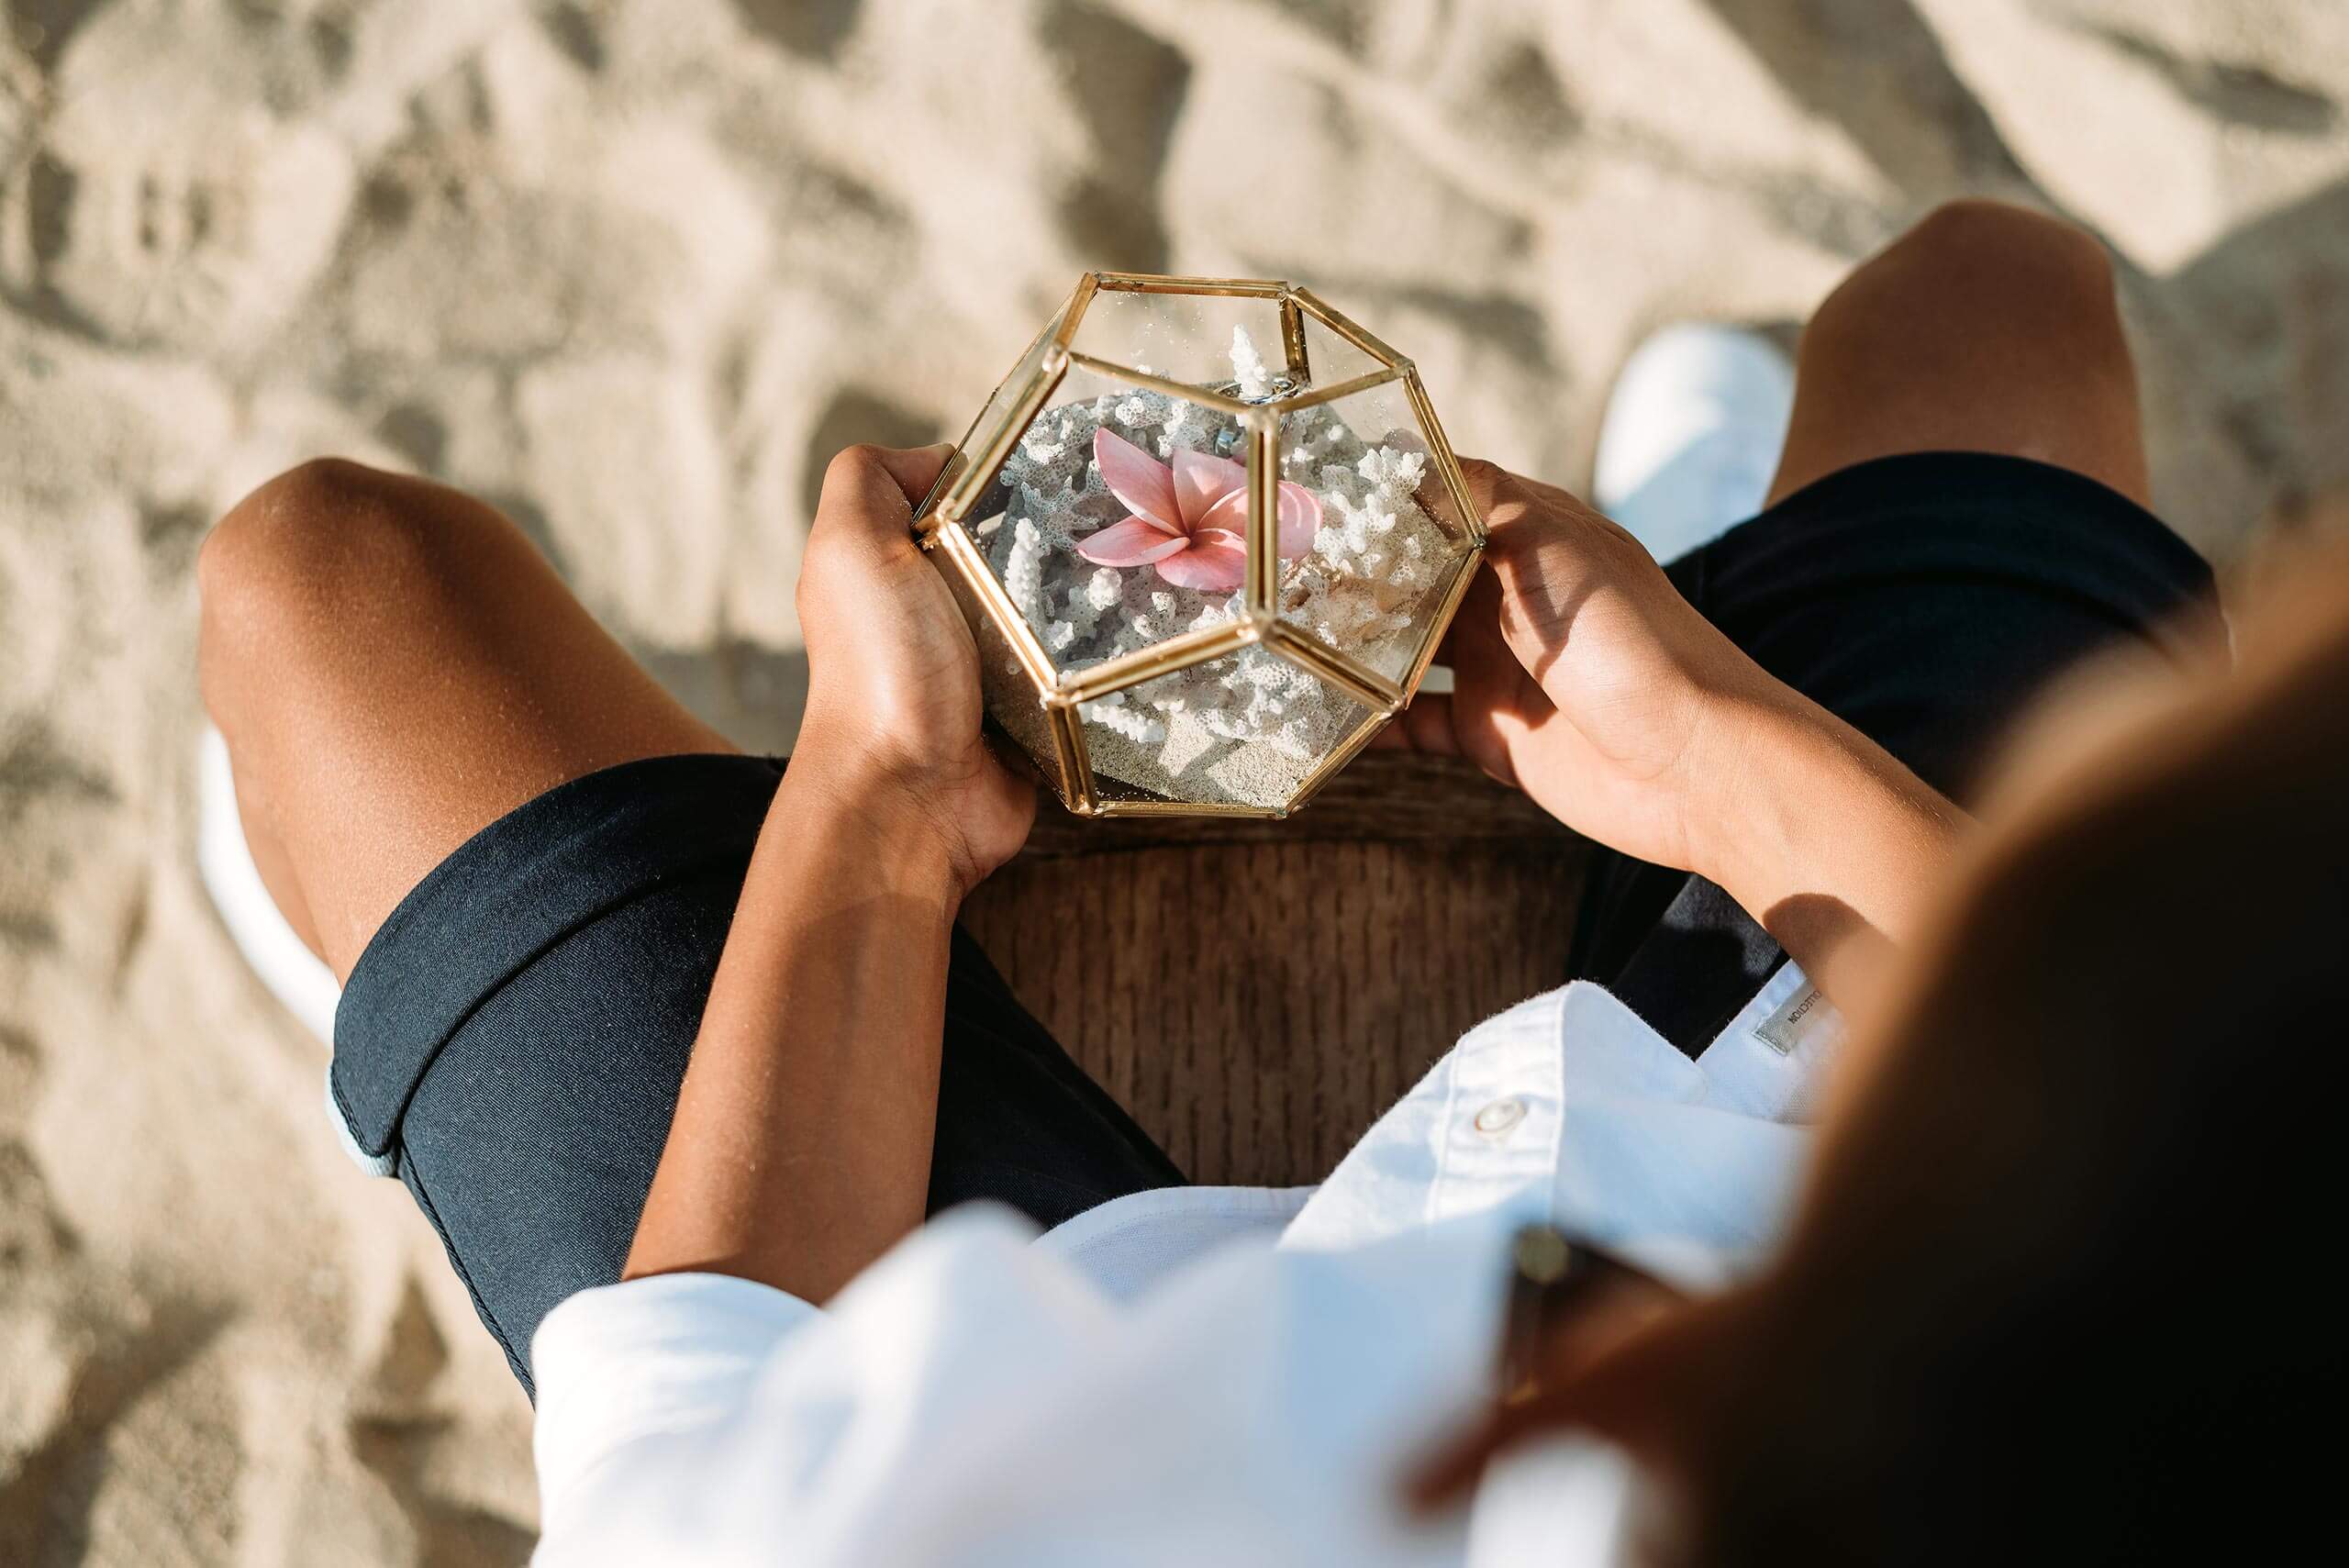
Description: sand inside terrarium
xmin=972 ymin=328 xmax=1454 ymax=808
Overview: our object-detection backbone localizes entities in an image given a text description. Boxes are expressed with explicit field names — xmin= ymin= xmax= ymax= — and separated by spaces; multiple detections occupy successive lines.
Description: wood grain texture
xmin=961 ymin=754 xmax=1593 ymax=1185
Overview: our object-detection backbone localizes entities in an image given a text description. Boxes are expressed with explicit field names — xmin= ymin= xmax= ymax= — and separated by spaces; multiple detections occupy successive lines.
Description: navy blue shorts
xmin=329 ymin=452 xmax=2220 ymax=1394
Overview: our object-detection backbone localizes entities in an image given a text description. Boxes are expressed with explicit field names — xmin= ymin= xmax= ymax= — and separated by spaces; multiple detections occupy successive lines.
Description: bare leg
xmin=1768 ymin=199 xmax=2151 ymax=507
xmin=197 ymin=460 xmax=734 ymax=980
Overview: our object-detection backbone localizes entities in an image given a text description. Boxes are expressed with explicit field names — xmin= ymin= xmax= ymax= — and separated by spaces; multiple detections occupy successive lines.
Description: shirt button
xmin=1474 ymin=1097 xmax=1527 ymax=1138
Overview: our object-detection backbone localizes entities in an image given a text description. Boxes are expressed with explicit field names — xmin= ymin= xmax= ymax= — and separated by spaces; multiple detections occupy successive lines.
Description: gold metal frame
xmin=1091 ymin=272 xmax=1288 ymax=297
xmin=1288 ymin=286 xmax=1407 ymax=369
xmin=1243 ymin=408 xmax=1280 ymax=613
xmin=1278 ymin=364 xmax=1407 ymax=411
xmin=1403 ymin=367 xmax=1487 ymax=545
xmin=1278 ymin=294 xmax=1311 ymax=386
xmin=1398 ymin=547 xmax=1485 ymax=696
xmin=931 ymin=519 xmax=1056 ymax=691
xmin=1056 ymin=617 xmax=1258 ymax=706
xmin=1089 ymin=796 xmax=1286 ymax=820
xmin=1047 ymin=702 xmax=1095 ymax=813
xmin=1284 ymin=707 xmax=1393 ymax=813
xmin=1065 ymin=351 xmax=1252 ymax=417
xmin=1262 ymin=621 xmax=1404 ymax=712
xmin=913 ymin=272 xmax=1487 ymax=819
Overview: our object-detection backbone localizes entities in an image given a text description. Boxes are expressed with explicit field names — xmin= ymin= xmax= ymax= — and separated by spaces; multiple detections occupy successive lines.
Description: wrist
xmin=1687 ymin=689 xmax=1962 ymax=932
xmin=1670 ymin=683 xmax=1795 ymax=887
xmin=780 ymin=727 xmax=985 ymax=906
xmin=1685 ymin=689 xmax=1876 ymax=895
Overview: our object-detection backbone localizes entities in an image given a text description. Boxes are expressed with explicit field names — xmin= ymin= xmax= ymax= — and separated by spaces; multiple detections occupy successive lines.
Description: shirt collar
xmin=1281 ymin=973 xmax=1831 ymax=1293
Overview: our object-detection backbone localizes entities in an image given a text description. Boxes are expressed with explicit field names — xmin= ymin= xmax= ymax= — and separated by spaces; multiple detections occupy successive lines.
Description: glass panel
xmin=1269 ymin=379 xmax=1479 ymax=687
xmin=939 ymin=294 xmax=1074 ymax=517
xmin=1289 ymin=296 xmax=1388 ymax=388
xmin=932 ymin=530 xmax=1063 ymax=798
xmin=1067 ymin=287 xmax=1295 ymax=397
xmin=966 ymin=357 xmax=1256 ymax=666
xmin=1078 ymin=648 xmax=1371 ymax=811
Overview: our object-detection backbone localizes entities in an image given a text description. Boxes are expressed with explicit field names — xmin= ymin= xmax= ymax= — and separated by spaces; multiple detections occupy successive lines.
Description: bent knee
xmin=1779 ymin=199 xmax=2147 ymax=504
xmin=202 ymin=457 xmax=408 ymax=600
xmin=1837 ymin=200 xmax=2118 ymax=322
xmin=1898 ymin=198 xmax=2113 ymax=287
xmin=1802 ymin=199 xmax=2131 ymax=384
xmin=197 ymin=460 xmax=453 ymax=710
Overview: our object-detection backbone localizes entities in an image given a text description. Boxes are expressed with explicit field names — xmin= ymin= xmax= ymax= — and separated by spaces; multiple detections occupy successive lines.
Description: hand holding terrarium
xmin=914 ymin=274 xmax=1487 ymax=817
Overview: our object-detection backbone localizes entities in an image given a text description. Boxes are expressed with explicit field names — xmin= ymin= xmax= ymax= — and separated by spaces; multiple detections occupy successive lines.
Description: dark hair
xmin=1659 ymin=558 xmax=2349 ymax=1565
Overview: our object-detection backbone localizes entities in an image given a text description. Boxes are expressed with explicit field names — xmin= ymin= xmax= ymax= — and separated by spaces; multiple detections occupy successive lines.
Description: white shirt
xmin=528 ymin=966 xmax=1840 ymax=1566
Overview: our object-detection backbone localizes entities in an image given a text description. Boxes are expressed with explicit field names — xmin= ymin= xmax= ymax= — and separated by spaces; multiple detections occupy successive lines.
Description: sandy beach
xmin=4 ymin=1 xmax=2346 ymax=1562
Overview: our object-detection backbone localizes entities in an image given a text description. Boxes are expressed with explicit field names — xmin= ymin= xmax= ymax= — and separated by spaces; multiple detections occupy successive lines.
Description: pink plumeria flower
xmin=1075 ymin=427 xmax=1322 ymax=594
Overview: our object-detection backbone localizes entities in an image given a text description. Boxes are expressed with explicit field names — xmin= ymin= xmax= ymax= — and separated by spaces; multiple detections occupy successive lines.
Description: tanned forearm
xmin=1692 ymin=691 xmax=1968 ymax=1013
xmin=1388 ymin=462 xmax=1972 ymax=1015
xmin=622 ymin=758 xmax=963 ymax=1302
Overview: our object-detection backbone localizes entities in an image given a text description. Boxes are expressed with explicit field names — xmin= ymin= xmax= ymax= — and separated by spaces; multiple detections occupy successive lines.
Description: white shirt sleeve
xmin=522 ymin=980 xmax=1820 ymax=1566
xmin=527 ymin=1207 xmax=1508 ymax=1568
xmin=530 ymin=1270 xmax=819 ymax=1532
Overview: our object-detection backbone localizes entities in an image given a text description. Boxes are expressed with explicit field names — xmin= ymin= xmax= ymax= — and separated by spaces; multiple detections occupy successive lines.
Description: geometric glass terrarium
xmin=915 ymin=272 xmax=1486 ymax=817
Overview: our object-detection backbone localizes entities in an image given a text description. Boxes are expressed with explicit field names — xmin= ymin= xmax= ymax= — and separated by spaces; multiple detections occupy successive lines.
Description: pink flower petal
xmin=1190 ymin=484 xmax=1320 ymax=562
xmin=1075 ymin=515 xmax=1189 ymax=567
xmin=1195 ymin=486 xmax=1250 ymax=538
xmin=1170 ymin=447 xmax=1248 ymax=531
xmin=1093 ymin=428 xmax=1179 ymax=530
xmin=1154 ymin=528 xmax=1247 ymax=594
xmin=1275 ymin=482 xmax=1322 ymax=558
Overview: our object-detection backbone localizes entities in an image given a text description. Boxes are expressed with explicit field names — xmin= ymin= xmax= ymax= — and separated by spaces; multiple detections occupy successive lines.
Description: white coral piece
xmin=1358 ymin=446 xmax=1427 ymax=488
xmin=1005 ymin=517 xmax=1045 ymax=615
xmin=1230 ymin=325 xmax=1275 ymax=400
xmin=1081 ymin=693 xmax=1167 ymax=745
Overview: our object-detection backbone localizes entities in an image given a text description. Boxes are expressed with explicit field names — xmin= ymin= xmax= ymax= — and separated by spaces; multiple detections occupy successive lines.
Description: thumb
xmin=815 ymin=443 xmax=956 ymax=540
xmin=1453 ymin=455 xmax=1540 ymax=534
xmin=871 ymin=442 xmax=957 ymax=506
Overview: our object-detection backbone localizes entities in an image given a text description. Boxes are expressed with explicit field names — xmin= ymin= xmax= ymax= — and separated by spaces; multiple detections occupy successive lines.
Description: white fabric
xmin=201 ymin=727 xmax=391 ymax=1174
xmin=198 ymin=725 xmax=344 ymax=1048
xmin=1592 ymin=323 xmax=1796 ymax=562
xmin=529 ymin=976 xmax=1834 ymax=1566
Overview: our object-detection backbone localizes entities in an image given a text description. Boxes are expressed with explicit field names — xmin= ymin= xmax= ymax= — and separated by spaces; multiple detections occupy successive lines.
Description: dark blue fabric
xmin=1567 ymin=451 xmax=2224 ymax=1053
xmin=333 ymin=754 xmax=1183 ymax=1396
xmin=336 ymin=450 xmax=2221 ymax=1396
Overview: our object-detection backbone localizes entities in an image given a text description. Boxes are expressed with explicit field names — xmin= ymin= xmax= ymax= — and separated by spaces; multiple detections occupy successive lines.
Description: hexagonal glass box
xmin=915 ymin=273 xmax=1486 ymax=817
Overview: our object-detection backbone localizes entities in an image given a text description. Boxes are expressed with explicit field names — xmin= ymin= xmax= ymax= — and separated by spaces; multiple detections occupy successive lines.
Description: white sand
xmin=3 ymin=1 xmax=2347 ymax=1562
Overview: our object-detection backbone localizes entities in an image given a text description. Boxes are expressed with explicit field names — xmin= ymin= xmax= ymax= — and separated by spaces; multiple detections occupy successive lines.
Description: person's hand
xmin=1383 ymin=460 xmax=1797 ymax=878
xmin=1387 ymin=459 xmax=1965 ymax=1006
xmin=791 ymin=444 xmax=1034 ymax=899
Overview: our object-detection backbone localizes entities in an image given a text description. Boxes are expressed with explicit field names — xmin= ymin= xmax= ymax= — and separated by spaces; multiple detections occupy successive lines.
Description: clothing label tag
xmin=1754 ymin=982 xmax=1837 ymax=1058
